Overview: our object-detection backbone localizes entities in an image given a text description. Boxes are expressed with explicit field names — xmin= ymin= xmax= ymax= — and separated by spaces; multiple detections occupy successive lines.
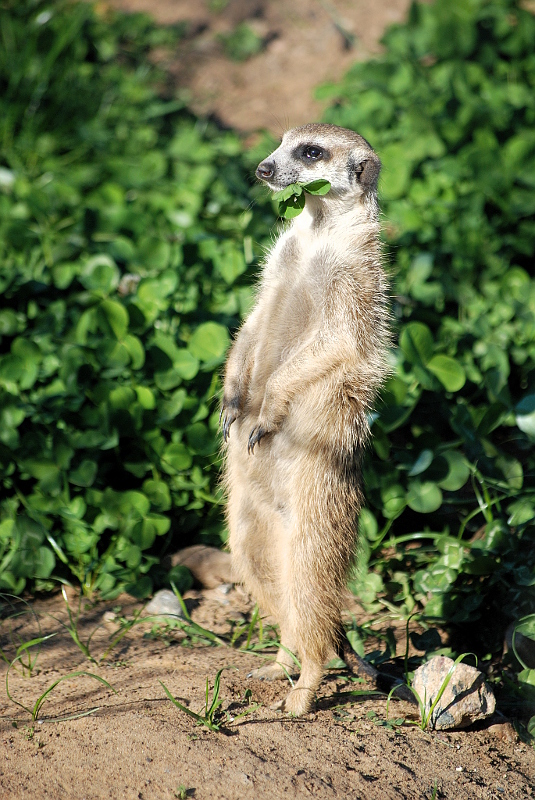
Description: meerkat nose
xmin=256 ymin=161 xmax=275 ymax=180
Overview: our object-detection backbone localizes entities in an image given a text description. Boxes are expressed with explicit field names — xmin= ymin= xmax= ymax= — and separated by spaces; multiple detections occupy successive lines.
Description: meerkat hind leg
xmin=271 ymin=657 xmax=324 ymax=715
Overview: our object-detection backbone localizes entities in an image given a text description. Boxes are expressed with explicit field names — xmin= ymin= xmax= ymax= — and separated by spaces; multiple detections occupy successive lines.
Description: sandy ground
xmin=0 ymin=589 xmax=533 ymax=800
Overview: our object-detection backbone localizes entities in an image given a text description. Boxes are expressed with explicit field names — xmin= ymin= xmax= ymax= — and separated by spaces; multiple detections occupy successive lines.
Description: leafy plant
xmin=218 ymin=23 xmax=264 ymax=62
xmin=272 ymin=179 xmax=331 ymax=219
xmin=366 ymin=708 xmax=405 ymax=732
xmin=1 ymin=0 xmax=534 ymax=727
xmin=0 ymin=0 xmax=271 ymax=598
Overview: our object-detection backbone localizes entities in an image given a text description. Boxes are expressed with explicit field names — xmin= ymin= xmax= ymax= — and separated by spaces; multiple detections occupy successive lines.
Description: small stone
xmin=412 ymin=656 xmax=496 ymax=730
xmin=102 ymin=611 xmax=116 ymax=623
xmin=145 ymin=590 xmax=185 ymax=620
xmin=488 ymin=721 xmax=517 ymax=742
xmin=171 ymin=545 xmax=234 ymax=589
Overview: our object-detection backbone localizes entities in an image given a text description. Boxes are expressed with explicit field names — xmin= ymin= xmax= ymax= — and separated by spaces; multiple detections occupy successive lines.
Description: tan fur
xmin=221 ymin=124 xmax=390 ymax=715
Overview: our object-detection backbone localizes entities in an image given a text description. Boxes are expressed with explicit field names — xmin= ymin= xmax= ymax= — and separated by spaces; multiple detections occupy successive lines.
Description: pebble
xmin=145 ymin=589 xmax=185 ymax=620
xmin=488 ymin=721 xmax=517 ymax=742
xmin=412 ymin=656 xmax=496 ymax=730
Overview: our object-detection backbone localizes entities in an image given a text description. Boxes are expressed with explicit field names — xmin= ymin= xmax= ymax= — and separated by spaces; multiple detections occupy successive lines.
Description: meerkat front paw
xmin=271 ymin=688 xmax=316 ymax=716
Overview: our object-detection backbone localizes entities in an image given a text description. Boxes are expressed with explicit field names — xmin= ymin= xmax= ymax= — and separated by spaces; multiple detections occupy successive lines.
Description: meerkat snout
xmin=255 ymin=161 xmax=275 ymax=180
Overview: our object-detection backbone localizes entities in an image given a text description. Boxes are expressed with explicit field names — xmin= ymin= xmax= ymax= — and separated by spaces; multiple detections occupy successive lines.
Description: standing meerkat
xmin=221 ymin=123 xmax=390 ymax=716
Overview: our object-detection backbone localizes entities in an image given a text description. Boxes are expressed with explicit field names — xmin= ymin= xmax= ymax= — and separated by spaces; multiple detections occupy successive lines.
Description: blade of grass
xmin=159 ymin=680 xmax=220 ymax=731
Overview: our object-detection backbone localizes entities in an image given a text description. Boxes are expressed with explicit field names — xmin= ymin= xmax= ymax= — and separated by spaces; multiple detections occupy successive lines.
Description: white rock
xmin=145 ymin=589 xmax=185 ymax=620
xmin=412 ymin=655 xmax=496 ymax=730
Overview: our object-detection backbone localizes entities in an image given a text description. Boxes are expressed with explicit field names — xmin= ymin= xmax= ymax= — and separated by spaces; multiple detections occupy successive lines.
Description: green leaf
xmin=161 ymin=442 xmax=192 ymax=474
xmin=124 ymin=335 xmax=145 ymax=369
xmin=69 ymin=460 xmax=98 ymax=488
xmin=174 ymin=349 xmax=199 ymax=380
xmin=101 ymin=299 xmax=129 ymax=339
xmin=408 ymin=449 xmax=433 ymax=477
xmin=399 ymin=322 xmax=434 ymax=366
xmin=109 ymin=386 xmax=136 ymax=409
xmin=407 ymin=481 xmax=442 ymax=513
xmin=303 ymin=179 xmax=331 ymax=195
xmin=346 ymin=628 xmax=365 ymax=658
xmin=186 ymin=422 xmax=215 ymax=455
xmin=188 ymin=322 xmax=230 ymax=364
xmin=142 ymin=479 xmax=171 ymax=511
xmin=32 ymin=547 xmax=55 ymax=579
xmin=518 ymin=669 xmax=535 ymax=688
xmin=437 ymin=451 xmax=470 ymax=491
xmin=359 ymin=507 xmax=379 ymax=541
xmin=167 ymin=565 xmax=193 ymax=594
xmin=135 ymin=386 xmax=156 ymax=410
xmin=515 ymin=394 xmax=535 ymax=439
xmin=279 ymin=193 xmax=306 ymax=219
xmin=272 ymin=184 xmax=304 ymax=202
xmin=80 ymin=255 xmax=119 ymax=294
xmin=427 ymin=355 xmax=465 ymax=392
xmin=381 ymin=484 xmax=407 ymax=519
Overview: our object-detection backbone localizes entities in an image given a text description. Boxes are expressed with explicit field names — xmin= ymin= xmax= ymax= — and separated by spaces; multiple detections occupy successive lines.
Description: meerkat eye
xmin=302 ymin=145 xmax=323 ymax=161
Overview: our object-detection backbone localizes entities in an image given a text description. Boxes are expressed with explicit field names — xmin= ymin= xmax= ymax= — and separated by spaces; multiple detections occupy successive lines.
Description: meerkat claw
xmin=221 ymin=404 xmax=240 ymax=442
xmin=248 ymin=425 xmax=266 ymax=454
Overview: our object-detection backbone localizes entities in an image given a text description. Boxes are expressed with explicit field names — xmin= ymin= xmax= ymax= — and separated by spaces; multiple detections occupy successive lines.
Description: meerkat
xmin=221 ymin=123 xmax=390 ymax=716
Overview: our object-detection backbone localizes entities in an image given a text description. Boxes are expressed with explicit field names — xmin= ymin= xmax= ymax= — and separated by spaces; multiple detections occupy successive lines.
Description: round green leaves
xmin=272 ymin=180 xmax=331 ymax=219
xmin=400 ymin=322 xmax=466 ymax=392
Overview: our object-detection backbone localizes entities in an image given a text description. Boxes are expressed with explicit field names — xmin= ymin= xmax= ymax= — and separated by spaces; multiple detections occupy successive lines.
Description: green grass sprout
xmin=160 ymin=666 xmax=236 ymax=732
xmin=5 ymin=657 xmax=116 ymax=724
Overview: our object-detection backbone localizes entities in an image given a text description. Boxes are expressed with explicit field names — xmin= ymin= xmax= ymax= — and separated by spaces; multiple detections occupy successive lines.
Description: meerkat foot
xmin=247 ymin=662 xmax=295 ymax=681
xmin=271 ymin=687 xmax=316 ymax=716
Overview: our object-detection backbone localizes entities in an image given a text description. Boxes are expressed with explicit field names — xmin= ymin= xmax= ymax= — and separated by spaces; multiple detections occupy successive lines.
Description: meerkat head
xmin=256 ymin=123 xmax=380 ymax=200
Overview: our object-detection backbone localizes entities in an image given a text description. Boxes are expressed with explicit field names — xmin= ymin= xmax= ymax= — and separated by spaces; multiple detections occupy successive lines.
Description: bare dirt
xmin=1 ymin=588 xmax=533 ymax=800
xmin=3 ymin=2 xmax=533 ymax=798
xmin=105 ymin=0 xmax=413 ymax=133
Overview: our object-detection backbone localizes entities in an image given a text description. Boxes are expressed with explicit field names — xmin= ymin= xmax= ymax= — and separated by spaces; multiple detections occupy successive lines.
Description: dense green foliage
xmin=0 ymin=0 xmax=534 ymax=686
xmin=321 ymin=0 xmax=535 ymax=652
xmin=0 ymin=0 xmax=272 ymax=597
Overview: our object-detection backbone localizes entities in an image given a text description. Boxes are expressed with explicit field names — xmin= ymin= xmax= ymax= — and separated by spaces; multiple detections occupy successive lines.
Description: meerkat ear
xmin=349 ymin=154 xmax=381 ymax=191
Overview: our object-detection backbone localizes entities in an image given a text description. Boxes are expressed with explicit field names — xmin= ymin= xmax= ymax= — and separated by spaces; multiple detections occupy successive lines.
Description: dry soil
xmin=0 ymin=588 xmax=533 ymax=800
